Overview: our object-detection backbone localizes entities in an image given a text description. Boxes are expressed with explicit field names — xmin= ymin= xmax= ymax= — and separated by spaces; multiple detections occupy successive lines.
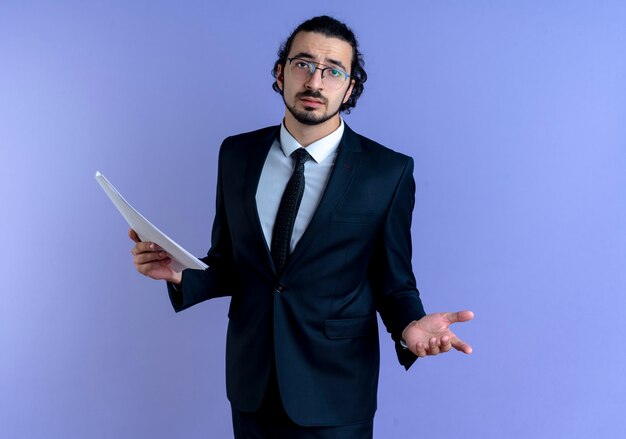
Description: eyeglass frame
xmin=286 ymin=57 xmax=351 ymax=86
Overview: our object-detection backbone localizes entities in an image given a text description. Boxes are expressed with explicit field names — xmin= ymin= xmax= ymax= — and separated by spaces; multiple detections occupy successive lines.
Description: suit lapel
xmin=243 ymin=125 xmax=280 ymax=272
xmin=285 ymin=124 xmax=363 ymax=273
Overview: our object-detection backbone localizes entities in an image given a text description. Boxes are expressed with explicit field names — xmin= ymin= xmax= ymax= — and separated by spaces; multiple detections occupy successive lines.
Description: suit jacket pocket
xmin=324 ymin=316 xmax=376 ymax=339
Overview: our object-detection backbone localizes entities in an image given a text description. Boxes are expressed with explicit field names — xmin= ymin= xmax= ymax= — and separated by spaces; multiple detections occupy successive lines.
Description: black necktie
xmin=271 ymin=148 xmax=311 ymax=274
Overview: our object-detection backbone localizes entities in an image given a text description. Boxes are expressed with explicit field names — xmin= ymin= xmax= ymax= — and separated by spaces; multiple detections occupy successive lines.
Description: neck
xmin=283 ymin=113 xmax=341 ymax=147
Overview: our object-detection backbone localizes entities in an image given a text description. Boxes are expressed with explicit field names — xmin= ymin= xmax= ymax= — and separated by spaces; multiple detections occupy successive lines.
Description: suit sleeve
xmin=372 ymin=156 xmax=426 ymax=370
xmin=167 ymin=140 xmax=235 ymax=312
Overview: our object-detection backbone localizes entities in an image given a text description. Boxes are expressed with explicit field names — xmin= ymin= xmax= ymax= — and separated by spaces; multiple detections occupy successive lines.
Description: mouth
xmin=297 ymin=91 xmax=326 ymax=104
xmin=299 ymin=97 xmax=325 ymax=107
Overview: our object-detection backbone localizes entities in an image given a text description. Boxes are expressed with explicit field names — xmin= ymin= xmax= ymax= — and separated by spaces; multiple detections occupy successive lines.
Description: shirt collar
xmin=279 ymin=119 xmax=344 ymax=164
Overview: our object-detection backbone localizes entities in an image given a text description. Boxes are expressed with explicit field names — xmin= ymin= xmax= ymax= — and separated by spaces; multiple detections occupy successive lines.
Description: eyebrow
xmin=290 ymin=51 xmax=348 ymax=72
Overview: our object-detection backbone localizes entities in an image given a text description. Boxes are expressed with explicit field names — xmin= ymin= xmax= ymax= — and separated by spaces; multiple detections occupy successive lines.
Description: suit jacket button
xmin=275 ymin=284 xmax=285 ymax=294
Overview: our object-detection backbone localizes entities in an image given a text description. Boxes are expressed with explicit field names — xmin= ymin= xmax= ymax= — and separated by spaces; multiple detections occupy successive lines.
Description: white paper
xmin=94 ymin=171 xmax=208 ymax=272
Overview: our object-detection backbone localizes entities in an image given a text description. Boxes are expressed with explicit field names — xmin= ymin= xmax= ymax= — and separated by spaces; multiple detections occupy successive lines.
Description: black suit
xmin=168 ymin=123 xmax=425 ymax=427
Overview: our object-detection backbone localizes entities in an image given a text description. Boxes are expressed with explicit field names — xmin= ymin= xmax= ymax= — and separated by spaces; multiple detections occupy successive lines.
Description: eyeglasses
xmin=286 ymin=57 xmax=350 ymax=90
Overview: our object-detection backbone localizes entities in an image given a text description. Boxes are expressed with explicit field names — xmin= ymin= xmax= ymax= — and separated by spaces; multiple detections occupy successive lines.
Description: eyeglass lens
xmin=289 ymin=60 xmax=347 ymax=90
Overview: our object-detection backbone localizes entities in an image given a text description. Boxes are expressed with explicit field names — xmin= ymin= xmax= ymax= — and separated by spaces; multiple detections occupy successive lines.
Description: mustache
xmin=296 ymin=90 xmax=327 ymax=104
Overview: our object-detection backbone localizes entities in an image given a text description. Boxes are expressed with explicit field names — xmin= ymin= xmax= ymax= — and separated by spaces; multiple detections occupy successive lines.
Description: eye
xmin=329 ymin=68 xmax=343 ymax=78
xmin=295 ymin=61 xmax=310 ymax=70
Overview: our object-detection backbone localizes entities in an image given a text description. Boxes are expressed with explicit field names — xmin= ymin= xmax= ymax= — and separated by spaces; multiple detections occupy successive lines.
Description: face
xmin=276 ymin=31 xmax=355 ymax=126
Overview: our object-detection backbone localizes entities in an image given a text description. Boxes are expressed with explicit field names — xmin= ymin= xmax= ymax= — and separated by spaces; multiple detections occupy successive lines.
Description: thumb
xmin=445 ymin=310 xmax=475 ymax=324
xmin=128 ymin=228 xmax=142 ymax=243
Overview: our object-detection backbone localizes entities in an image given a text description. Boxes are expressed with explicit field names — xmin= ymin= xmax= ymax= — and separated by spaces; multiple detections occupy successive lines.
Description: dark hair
xmin=271 ymin=15 xmax=367 ymax=114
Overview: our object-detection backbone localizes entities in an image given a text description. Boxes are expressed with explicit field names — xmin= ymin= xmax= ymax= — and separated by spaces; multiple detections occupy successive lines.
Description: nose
xmin=305 ymin=66 xmax=324 ymax=90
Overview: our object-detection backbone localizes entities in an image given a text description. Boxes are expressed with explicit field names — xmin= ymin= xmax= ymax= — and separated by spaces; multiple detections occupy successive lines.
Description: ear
xmin=343 ymin=79 xmax=355 ymax=104
xmin=276 ymin=64 xmax=284 ymax=92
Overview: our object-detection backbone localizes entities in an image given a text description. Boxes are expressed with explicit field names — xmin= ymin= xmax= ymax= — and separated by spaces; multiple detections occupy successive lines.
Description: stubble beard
xmin=283 ymin=91 xmax=342 ymax=126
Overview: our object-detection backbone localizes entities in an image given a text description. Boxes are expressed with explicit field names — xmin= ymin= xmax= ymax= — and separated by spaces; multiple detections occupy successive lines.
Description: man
xmin=130 ymin=16 xmax=473 ymax=439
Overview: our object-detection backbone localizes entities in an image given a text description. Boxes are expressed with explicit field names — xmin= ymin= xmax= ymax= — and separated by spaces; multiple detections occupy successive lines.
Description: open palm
xmin=401 ymin=311 xmax=474 ymax=357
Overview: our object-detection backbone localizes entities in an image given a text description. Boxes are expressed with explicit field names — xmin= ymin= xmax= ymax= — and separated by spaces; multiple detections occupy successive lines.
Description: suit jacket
xmin=167 ymin=123 xmax=426 ymax=426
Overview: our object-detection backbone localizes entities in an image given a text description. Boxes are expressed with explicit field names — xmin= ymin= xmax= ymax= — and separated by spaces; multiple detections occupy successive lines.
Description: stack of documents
xmin=95 ymin=171 xmax=208 ymax=272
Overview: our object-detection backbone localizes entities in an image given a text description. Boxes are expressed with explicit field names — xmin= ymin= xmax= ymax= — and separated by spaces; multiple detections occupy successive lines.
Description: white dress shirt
xmin=255 ymin=119 xmax=345 ymax=253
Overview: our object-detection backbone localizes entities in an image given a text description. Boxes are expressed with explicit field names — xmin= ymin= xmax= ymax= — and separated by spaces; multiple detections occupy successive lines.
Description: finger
xmin=428 ymin=337 xmax=440 ymax=355
xmin=414 ymin=342 xmax=427 ymax=357
xmin=136 ymin=258 xmax=171 ymax=278
xmin=440 ymin=335 xmax=452 ymax=353
xmin=148 ymin=242 xmax=163 ymax=251
xmin=137 ymin=256 xmax=171 ymax=269
xmin=128 ymin=228 xmax=141 ymax=243
xmin=444 ymin=310 xmax=475 ymax=324
xmin=156 ymin=257 xmax=172 ymax=267
xmin=134 ymin=251 xmax=170 ymax=265
xmin=451 ymin=337 xmax=473 ymax=354
xmin=131 ymin=242 xmax=162 ymax=255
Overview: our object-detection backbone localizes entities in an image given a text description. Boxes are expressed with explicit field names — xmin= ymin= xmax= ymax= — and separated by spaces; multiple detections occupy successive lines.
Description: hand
xmin=129 ymin=228 xmax=182 ymax=284
xmin=401 ymin=310 xmax=474 ymax=357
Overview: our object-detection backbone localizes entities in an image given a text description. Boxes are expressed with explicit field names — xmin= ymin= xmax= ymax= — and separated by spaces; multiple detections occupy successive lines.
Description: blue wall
xmin=2 ymin=1 xmax=625 ymax=437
